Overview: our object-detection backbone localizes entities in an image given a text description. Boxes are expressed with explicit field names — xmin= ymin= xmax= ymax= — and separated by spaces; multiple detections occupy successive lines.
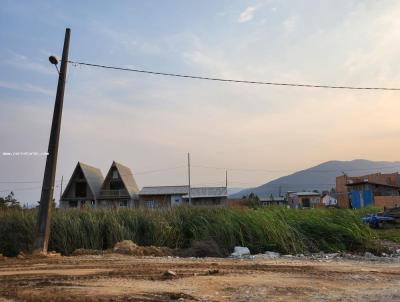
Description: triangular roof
xmin=101 ymin=161 xmax=139 ymax=197
xmin=61 ymin=162 xmax=104 ymax=199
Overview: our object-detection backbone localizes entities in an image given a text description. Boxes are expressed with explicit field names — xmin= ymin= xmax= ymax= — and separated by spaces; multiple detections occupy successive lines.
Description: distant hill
xmin=230 ymin=159 xmax=400 ymax=198
xmin=227 ymin=187 xmax=244 ymax=196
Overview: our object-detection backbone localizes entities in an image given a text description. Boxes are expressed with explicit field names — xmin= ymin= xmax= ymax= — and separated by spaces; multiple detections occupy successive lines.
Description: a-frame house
xmin=60 ymin=162 xmax=104 ymax=208
xmin=98 ymin=161 xmax=139 ymax=208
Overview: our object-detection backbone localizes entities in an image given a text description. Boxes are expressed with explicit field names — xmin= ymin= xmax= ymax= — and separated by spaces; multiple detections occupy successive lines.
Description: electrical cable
xmin=68 ymin=60 xmax=400 ymax=91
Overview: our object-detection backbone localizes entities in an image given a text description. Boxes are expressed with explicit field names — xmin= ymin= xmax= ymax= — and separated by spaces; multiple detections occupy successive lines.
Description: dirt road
xmin=0 ymin=254 xmax=399 ymax=301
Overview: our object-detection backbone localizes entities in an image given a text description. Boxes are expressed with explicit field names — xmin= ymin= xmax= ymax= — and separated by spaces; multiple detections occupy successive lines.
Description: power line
xmin=0 ymin=179 xmax=63 ymax=184
xmin=0 ymin=166 xmax=186 ymax=185
xmin=2 ymin=164 xmax=400 ymax=185
xmin=134 ymin=165 xmax=185 ymax=175
xmin=192 ymin=164 xmax=400 ymax=173
xmin=68 ymin=60 xmax=400 ymax=91
xmin=0 ymin=186 xmax=47 ymax=193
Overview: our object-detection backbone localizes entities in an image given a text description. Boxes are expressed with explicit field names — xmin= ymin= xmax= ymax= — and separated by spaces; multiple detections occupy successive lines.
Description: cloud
xmin=238 ymin=5 xmax=261 ymax=23
xmin=4 ymin=51 xmax=54 ymax=75
xmin=0 ymin=81 xmax=53 ymax=96
xmin=282 ymin=16 xmax=297 ymax=34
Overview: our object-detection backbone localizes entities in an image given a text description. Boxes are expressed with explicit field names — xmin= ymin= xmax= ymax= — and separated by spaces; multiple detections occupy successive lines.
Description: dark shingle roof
xmin=113 ymin=161 xmax=139 ymax=197
xmin=61 ymin=162 xmax=104 ymax=199
xmin=79 ymin=162 xmax=104 ymax=197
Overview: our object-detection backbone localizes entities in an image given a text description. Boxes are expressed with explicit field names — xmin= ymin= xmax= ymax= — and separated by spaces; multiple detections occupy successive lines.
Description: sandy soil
xmin=0 ymin=254 xmax=399 ymax=302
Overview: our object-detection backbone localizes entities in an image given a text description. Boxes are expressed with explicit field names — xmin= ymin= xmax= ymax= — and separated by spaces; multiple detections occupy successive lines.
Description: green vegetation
xmin=0 ymin=192 xmax=21 ymax=209
xmin=0 ymin=207 xmax=381 ymax=257
xmin=374 ymin=229 xmax=400 ymax=244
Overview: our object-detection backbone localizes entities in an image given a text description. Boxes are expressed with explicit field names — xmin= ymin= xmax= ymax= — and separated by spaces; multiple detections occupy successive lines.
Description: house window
xmin=112 ymin=170 xmax=119 ymax=179
xmin=69 ymin=200 xmax=78 ymax=208
xmin=75 ymin=182 xmax=86 ymax=197
xmin=302 ymin=198 xmax=311 ymax=208
xmin=110 ymin=181 xmax=123 ymax=190
xmin=91 ymin=200 xmax=96 ymax=207
xmin=119 ymin=200 xmax=128 ymax=208
xmin=144 ymin=200 xmax=157 ymax=208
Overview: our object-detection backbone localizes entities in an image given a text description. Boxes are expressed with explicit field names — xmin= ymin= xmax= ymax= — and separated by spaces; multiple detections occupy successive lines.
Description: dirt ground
xmin=0 ymin=254 xmax=400 ymax=302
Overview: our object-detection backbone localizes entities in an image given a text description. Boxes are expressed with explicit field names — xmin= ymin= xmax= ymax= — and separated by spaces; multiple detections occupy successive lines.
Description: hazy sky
xmin=1 ymin=0 xmax=400 ymax=204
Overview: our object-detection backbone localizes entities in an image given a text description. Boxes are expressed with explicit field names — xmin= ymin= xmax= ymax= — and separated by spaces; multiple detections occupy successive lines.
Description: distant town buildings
xmin=60 ymin=161 xmax=398 ymax=210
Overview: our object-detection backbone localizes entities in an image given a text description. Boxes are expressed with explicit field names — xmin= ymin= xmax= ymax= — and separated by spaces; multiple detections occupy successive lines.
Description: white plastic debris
xmin=364 ymin=252 xmax=376 ymax=258
xmin=263 ymin=251 xmax=280 ymax=258
xmin=231 ymin=246 xmax=251 ymax=258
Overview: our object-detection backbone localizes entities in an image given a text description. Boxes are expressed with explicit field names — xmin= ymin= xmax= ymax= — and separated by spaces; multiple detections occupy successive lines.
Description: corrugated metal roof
xmin=139 ymin=185 xmax=189 ymax=195
xmin=183 ymin=187 xmax=228 ymax=198
xmin=260 ymin=196 xmax=285 ymax=202
xmin=295 ymin=192 xmax=320 ymax=196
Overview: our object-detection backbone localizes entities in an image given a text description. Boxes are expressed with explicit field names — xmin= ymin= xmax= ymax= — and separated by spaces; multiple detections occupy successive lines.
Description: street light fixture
xmin=49 ymin=55 xmax=60 ymax=74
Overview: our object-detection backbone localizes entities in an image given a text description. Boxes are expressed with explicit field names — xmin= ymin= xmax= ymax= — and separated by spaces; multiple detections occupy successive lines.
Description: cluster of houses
xmin=60 ymin=161 xmax=228 ymax=209
xmin=255 ymin=172 xmax=400 ymax=210
xmin=60 ymin=161 xmax=399 ymax=210
xmin=242 ymin=191 xmax=337 ymax=208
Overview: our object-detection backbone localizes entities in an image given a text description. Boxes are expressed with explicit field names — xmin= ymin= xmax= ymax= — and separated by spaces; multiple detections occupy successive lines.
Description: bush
xmin=0 ymin=206 xmax=379 ymax=257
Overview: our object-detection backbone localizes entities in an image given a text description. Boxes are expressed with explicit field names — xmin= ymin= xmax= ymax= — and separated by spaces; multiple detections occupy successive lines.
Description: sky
xmin=1 ymin=0 xmax=400 ymax=204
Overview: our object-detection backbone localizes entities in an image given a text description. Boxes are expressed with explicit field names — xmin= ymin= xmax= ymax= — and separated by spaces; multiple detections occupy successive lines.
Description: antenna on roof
xmin=187 ymin=153 xmax=191 ymax=205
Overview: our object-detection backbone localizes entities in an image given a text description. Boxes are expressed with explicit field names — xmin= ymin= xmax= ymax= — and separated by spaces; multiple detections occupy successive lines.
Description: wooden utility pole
xmin=225 ymin=170 xmax=228 ymax=188
xmin=60 ymin=175 xmax=64 ymax=202
xmin=188 ymin=153 xmax=191 ymax=205
xmin=34 ymin=28 xmax=70 ymax=253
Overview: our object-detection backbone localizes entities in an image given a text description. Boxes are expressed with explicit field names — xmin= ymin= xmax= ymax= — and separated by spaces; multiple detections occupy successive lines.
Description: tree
xmin=0 ymin=192 xmax=21 ymax=209
xmin=246 ymin=192 xmax=262 ymax=209
xmin=330 ymin=187 xmax=337 ymax=198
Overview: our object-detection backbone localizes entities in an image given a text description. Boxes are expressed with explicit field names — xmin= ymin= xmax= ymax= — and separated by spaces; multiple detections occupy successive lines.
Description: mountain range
xmin=230 ymin=159 xmax=400 ymax=198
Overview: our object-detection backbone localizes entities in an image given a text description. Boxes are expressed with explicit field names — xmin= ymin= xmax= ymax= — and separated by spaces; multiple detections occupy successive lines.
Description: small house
xmin=138 ymin=186 xmax=227 ymax=208
xmin=182 ymin=187 xmax=227 ymax=206
xmin=60 ymin=162 xmax=104 ymax=208
xmin=321 ymin=194 xmax=337 ymax=206
xmin=346 ymin=180 xmax=400 ymax=209
xmin=288 ymin=191 xmax=321 ymax=208
xmin=138 ymin=185 xmax=188 ymax=208
xmin=98 ymin=161 xmax=139 ymax=208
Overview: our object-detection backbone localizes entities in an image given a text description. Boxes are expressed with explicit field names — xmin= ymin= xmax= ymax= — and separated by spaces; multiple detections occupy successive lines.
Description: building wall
xmin=60 ymin=199 xmax=96 ymax=209
xmin=138 ymin=195 xmax=175 ymax=208
xmin=190 ymin=197 xmax=227 ymax=206
xmin=288 ymin=194 xmax=320 ymax=208
xmin=138 ymin=195 xmax=227 ymax=208
xmin=225 ymin=199 xmax=249 ymax=208
xmin=374 ymin=196 xmax=400 ymax=209
xmin=96 ymin=199 xmax=136 ymax=209
xmin=62 ymin=181 xmax=95 ymax=200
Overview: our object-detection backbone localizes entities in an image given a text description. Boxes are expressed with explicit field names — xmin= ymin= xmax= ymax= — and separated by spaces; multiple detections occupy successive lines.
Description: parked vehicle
xmin=361 ymin=207 xmax=400 ymax=229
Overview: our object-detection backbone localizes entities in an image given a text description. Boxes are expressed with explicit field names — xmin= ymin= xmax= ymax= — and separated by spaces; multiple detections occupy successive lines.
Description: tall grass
xmin=0 ymin=207 xmax=379 ymax=257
